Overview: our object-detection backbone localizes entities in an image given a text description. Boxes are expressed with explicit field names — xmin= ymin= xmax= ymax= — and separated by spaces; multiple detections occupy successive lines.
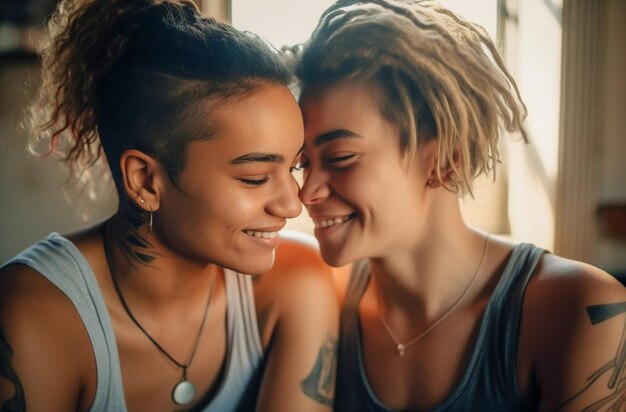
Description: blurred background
xmin=1 ymin=0 xmax=625 ymax=278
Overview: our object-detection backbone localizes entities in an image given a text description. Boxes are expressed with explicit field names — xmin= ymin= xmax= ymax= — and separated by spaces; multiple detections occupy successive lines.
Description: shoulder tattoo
xmin=556 ymin=302 xmax=626 ymax=411
xmin=300 ymin=333 xmax=337 ymax=407
xmin=0 ymin=326 xmax=25 ymax=411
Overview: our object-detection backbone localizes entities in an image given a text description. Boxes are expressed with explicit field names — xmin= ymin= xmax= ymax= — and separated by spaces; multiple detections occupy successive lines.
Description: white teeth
xmin=315 ymin=215 xmax=353 ymax=229
xmin=245 ymin=230 xmax=278 ymax=239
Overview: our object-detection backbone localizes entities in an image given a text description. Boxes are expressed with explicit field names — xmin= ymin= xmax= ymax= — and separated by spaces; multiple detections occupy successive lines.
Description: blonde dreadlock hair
xmin=296 ymin=0 xmax=528 ymax=196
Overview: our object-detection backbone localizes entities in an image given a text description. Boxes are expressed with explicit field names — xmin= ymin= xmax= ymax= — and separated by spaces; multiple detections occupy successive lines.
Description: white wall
xmin=0 ymin=60 xmax=116 ymax=262
xmin=507 ymin=0 xmax=562 ymax=251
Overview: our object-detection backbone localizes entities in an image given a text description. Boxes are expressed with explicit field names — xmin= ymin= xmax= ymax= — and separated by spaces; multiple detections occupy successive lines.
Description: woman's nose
xmin=271 ymin=176 xmax=303 ymax=218
xmin=299 ymin=167 xmax=331 ymax=205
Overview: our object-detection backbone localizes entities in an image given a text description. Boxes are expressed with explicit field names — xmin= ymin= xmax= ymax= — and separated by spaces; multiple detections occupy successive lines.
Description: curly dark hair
xmin=24 ymin=0 xmax=291 ymax=190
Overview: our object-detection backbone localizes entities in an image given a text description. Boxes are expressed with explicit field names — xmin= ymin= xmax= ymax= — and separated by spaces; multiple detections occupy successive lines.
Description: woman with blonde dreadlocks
xmin=0 ymin=0 xmax=338 ymax=411
xmin=294 ymin=0 xmax=626 ymax=410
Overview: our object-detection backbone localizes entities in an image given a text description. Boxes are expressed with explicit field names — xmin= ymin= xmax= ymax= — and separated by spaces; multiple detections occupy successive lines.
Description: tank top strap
xmin=223 ymin=269 xmax=263 ymax=360
xmin=336 ymin=243 xmax=547 ymax=412
xmin=491 ymin=243 xmax=545 ymax=304
xmin=205 ymin=269 xmax=263 ymax=411
xmin=1 ymin=233 xmax=126 ymax=412
xmin=479 ymin=242 xmax=545 ymax=394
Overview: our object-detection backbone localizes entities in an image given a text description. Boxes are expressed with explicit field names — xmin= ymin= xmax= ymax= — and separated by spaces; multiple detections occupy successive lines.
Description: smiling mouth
xmin=313 ymin=213 xmax=357 ymax=229
xmin=243 ymin=230 xmax=279 ymax=239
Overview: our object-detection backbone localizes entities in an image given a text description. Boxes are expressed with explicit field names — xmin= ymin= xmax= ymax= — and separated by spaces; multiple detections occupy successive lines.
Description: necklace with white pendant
xmin=377 ymin=235 xmax=490 ymax=356
xmin=103 ymin=224 xmax=215 ymax=406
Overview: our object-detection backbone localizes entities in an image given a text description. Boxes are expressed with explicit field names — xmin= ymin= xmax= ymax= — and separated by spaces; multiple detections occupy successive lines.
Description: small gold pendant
xmin=397 ymin=343 xmax=405 ymax=356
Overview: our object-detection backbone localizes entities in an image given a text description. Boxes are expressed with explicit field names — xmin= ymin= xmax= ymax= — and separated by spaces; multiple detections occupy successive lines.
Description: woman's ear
xmin=418 ymin=140 xmax=442 ymax=188
xmin=119 ymin=149 xmax=162 ymax=211
xmin=425 ymin=145 xmax=461 ymax=189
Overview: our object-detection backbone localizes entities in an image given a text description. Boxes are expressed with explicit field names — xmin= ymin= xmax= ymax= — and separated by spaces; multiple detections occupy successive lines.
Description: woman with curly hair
xmin=0 ymin=1 xmax=338 ymax=411
xmin=295 ymin=1 xmax=626 ymax=410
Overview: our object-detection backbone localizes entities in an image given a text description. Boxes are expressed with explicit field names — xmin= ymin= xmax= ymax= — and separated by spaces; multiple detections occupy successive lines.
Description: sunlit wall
xmin=507 ymin=0 xmax=562 ymax=251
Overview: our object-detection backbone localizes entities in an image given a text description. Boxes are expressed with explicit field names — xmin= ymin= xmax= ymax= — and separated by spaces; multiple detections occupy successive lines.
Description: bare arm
xmin=0 ymin=264 xmax=95 ymax=412
xmin=254 ymin=240 xmax=339 ymax=412
xmin=526 ymin=255 xmax=626 ymax=411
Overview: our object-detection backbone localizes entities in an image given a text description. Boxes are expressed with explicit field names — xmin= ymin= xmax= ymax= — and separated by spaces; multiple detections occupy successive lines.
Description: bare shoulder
xmin=265 ymin=231 xmax=351 ymax=301
xmin=525 ymin=253 xmax=625 ymax=316
xmin=0 ymin=263 xmax=80 ymax=326
xmin=0 ymin=264 xmax=96 ymax=411
xmin=522 ymin=252 xmax=626 ymax=342
xmin=253 ymin=233 xmax=338 ymax=340
xmin=253 ymin=234 xmax=339 ymax=410
xmin=260 ymin=234 xmax=335 ymax=293
xmin=520 ymin=253 xmax=626 ymax=411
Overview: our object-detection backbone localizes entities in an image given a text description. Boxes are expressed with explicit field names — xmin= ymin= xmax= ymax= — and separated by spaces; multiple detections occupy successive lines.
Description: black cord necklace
xmin=103 ymin=223 xmax=215 ymax=406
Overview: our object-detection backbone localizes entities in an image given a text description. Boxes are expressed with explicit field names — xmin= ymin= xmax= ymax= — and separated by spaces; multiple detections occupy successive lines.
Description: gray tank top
xmin=335 ymin=243 xmax=545 ymax=411
xmin=3 ymin=233 xmax=264 ymax=412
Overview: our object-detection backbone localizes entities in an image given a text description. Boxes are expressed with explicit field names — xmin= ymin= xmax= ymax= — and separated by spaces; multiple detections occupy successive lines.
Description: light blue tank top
xmin=335 ymin=243 xmax=545 ymax=411
xmin=2 ymin=233 xmax=264 ymax=412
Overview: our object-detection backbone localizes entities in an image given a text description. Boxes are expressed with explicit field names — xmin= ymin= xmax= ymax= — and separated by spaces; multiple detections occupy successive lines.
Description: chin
xmin=320 ymin=246 xmax=354 ymax=268
xmin=228 ymin=251 xmax=276 ymax=275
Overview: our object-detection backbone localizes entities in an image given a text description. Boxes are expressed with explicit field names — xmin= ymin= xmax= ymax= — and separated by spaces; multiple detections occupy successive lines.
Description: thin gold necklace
xmin=376 ymin=235 xmax=490 ymax=356
xmin=103 ymin=225 xmax=216 ymax=405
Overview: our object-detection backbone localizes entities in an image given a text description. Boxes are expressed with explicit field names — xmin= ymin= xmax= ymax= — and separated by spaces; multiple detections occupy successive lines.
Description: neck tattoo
xmin=103 ymin=223 xmax=216 ymax=405
xmin=377 ymin=234 xmax=490 ymax=356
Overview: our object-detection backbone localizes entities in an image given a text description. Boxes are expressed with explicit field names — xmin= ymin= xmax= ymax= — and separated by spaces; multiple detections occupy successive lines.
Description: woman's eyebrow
xmin=313 ymin=129 xmax=362 ymax=146
xmin=230 ymin=152 xmax=285 ymax=164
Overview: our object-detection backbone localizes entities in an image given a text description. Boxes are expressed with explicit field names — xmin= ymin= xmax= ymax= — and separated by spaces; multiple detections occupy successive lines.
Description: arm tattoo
xmin=0 ymin=327 xmax=25 ymax=411
xmin=300 ymin=333 xmax=337 ymax=407
xmin=555 ymin=302 xmax=626 ymax=411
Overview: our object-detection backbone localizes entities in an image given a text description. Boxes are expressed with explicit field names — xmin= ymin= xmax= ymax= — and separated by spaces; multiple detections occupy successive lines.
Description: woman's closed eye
xmin=238 ymin=176 xmax=269 ymax=186
xmin=294 ymin=152 xmax=358 ymax=171
xmin=290 ymin=158 xmax=304 ymax=173
xmin=296 ymin=154 xmax=310 ymax=170
xmin=327 ymin=153 xmax=357 ymax=165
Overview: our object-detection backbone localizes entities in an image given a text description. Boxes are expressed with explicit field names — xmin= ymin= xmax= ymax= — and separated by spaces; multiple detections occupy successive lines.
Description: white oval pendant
xmin=172 ymin=380 xmax=196 ymax=405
